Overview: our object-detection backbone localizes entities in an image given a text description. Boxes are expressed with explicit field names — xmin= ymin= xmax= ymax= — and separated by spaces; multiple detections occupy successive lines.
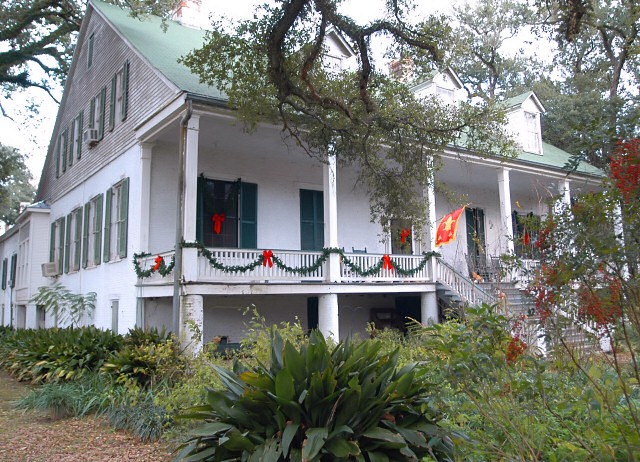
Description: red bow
xmin=152 ymin=255 xmax=163 ymax=272
xmin=383 ymin=254 xmax=393 ymax=272
xmin=400 ymin=228 xmax=410 ymax=243
xmin=523 ymin=232 xmax=530 ymax=245
xmin=212 ymin=214 xmax=225 ymax=234
xmin=263 ymin=250 xmax=273 ymax=268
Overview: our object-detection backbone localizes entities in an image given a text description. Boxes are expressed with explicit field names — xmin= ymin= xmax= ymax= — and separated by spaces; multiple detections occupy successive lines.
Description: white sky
xmin=0 ymin=0 xmax=456 ymax=185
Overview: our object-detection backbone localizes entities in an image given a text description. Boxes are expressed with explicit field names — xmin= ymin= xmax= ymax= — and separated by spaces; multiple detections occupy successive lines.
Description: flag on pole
xmin=435 ymin=205 xmax=467 ymax=247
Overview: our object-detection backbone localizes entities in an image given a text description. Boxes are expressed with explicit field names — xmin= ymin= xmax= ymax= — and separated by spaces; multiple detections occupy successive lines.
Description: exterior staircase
xmin=434 ymin=259 xmax=605 ymax=355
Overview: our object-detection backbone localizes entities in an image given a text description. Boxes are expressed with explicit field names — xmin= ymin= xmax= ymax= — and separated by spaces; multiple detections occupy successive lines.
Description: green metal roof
xmin=518 ymin=142 xmax=603 ymax=177
xmin=91 ymin=1 xmax=602 ymax=178
xmin=92 ymin=0 xmax=225 ymax=100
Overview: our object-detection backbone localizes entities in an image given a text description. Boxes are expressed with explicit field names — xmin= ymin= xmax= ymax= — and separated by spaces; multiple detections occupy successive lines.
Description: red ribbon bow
xmin=152 ymin=255 xmax=163 ymax=272
xmin=400 ymin=228 xmax=410 ymax=243
xmin=523 ymin=232 xmax=530 ymax=246
xmin=382 ymin=254 xmax=393 ymax=272
xmin=263 ymin=250 xmax=273 ymax=268
xmin=212 ymin=213 xmax=226 ymax=234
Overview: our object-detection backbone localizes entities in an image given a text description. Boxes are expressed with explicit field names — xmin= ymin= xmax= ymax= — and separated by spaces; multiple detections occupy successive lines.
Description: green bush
xmin=108 ymin=393 xmax=171 ymax=442
xmin=0 ymin=327 xmax=123 ymax=383
xmin=176 ymin=329 xmax=460 ymax=461
xmin=102 ymin=329 xmax=185 ymax=388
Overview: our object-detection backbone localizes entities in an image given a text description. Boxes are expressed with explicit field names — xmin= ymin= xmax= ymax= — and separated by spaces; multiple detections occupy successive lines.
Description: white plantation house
xmin=0 ymin=0 xmax=602 ymax=344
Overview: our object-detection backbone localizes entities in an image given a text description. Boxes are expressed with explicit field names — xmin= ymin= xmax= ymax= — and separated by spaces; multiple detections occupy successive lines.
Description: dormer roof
xmin=410 ymin=67 xmax=464 ymax=93
xmin=504 ymin=91 xmax=545 ymax=113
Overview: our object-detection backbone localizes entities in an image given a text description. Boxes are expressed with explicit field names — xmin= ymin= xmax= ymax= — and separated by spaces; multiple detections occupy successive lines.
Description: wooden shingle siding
xmin=37 ymin=6 xmax=177 ymax=202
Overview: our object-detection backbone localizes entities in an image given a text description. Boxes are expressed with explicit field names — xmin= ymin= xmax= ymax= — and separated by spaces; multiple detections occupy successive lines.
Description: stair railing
xmin=435 ymin=257 xmax=496 ymax=306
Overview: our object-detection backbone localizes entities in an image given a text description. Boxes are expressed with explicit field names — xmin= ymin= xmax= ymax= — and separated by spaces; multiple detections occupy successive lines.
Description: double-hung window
xmin=104 ymin=178 xmax=129 ymax=262
xmin=49 ymin=217 xmax=66 ymax=274
xmin=64 ymin=208 xmax=83 ymax=273
xmin=196 ymin=177 xmax=257 ymax=248
xmin=109 ymin=61 xmax=130 ymax=131
xmin=89 ymin=87 xmax=106 ymax=143
xmin=82 ymin=194 xmax=103 ymax=268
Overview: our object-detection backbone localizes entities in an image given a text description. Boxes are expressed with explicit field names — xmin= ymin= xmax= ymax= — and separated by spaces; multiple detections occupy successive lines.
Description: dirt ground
xmin=0 ymin=372 xmax=173 ymax=462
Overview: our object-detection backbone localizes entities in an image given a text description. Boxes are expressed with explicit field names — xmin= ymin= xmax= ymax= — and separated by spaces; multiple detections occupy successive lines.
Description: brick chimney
xmin=388 ymin=58 xmax=415 ymax=83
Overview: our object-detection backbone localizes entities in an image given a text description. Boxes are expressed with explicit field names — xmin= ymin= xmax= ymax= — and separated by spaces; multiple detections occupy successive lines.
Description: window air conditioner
xmin=82 ymin=129 xmax=99 ymax=144
xmin=41 ymin=262 xmax=59 ymax=277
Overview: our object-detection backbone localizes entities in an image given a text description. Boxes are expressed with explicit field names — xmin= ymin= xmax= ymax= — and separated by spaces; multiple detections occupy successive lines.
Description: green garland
xmin=133 ymin=252 xmax=175 ymax=279
xmin=133 ymin=241 xmax=439 ymax=280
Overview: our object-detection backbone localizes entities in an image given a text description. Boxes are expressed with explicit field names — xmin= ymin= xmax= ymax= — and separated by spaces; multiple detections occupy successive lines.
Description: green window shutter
xmin=121 ymin=60 xmax=129 ymax=121
xmin=50 ymin=222 xmax=56 ymax=263
xmin=300 ymin=189 xmax=324 ymax=251
xmin=57 ymin=219 xmax=64 ymax=274
xmin=82 ymin=203 xmax=90 ymax=268
xmin=64 ymin=213 xmax=71 ymax=273
xmin=89 ymin=98 xmax=96 ymax=128
xmin=94 ymin=194 xmax=103 ymax=265
xmin=119 ymin=178 xmax=129 ymax=258
xmin=9 ymin=254 xmax=17 ymax=288
xmin=109 ymin=73 xmax=117 ymax=131
xmin=55 ymin=137 xmax=60 ymax=178
xmin=76 ymin=111 xmax=83 ymax=159
xmin=74 ymin=209 xmax=82 ymax=270
xmin=196 ymin=176 xmax=204 ymax=242
xmin=98 ymin=87 xmax=106 ymax=140
xmin=87 ymin=33 xmax=94 ymax=68
xmin=62 ymin=131 xmax=68 ymax=173
xmin=68 ymin=121 xmax=74 ymax=167
xmin=240 ymin=182 xmax=257 ymax=249
xmin=1 ymin=259 xmax=7 ymax=290
xmin=103 ymin=188 xmax=112 ymax=262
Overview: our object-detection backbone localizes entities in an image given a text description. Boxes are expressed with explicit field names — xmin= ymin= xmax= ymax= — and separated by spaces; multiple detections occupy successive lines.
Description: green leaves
xmin=177 ymin=330 xmax=458 ymax=461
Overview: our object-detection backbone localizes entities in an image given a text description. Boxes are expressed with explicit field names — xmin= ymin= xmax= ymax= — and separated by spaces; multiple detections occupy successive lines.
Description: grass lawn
xmin=0 ymin=371 xmax=172 ymax=462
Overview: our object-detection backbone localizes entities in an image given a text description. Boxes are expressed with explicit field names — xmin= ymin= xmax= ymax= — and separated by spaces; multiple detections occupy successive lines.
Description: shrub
xmin=0 ymin=327 xmax=122 ymax=383
xmin=176 ymin=329 xmax=460 ymax=461
xmin=108 ymin=394 xmax=171 ymax=442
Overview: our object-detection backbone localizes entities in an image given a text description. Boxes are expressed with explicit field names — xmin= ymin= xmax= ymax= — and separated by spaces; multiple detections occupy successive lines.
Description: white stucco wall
xmin=46 ymin=142 xmax=144 ymax=333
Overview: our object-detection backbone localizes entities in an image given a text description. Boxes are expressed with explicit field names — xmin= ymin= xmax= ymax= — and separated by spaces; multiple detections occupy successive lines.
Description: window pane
xmin=202 ymin=179 xmax=238 ymax=247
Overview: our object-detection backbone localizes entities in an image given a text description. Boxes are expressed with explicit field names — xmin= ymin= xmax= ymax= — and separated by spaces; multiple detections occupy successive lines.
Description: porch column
xmin=139 ymin=143 xmax=153 ymax=252
xmin=180 ymin=294 xmax=203 ymax=353
xmin=318 ymin=293 xmax=339 ymax=341
xmin=426 ymin=180 xmax=437 ymax=281
xmin=420 ymin=291 xmax=438 ymax=326
xmin=559 ymin=179 xmax=571 ymax=206
xmin=323 ymin=153 xmax=340 ymax=282
xmin=497 ymin=167 xmax=515 ymax=254
xmin=182 ymin=115 xmax=200 ymax=282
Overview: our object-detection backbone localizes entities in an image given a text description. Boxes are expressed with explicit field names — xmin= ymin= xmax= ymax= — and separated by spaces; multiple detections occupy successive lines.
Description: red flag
xmin=435 ymin=206 xmax=466 ymax=247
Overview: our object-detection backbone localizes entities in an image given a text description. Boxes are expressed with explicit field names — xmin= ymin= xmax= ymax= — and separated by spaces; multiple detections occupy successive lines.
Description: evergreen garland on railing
xmin=133 ymin=252 xmax=175 ymax=279
xmin=133 ymin=240 xmax=440 ymax=280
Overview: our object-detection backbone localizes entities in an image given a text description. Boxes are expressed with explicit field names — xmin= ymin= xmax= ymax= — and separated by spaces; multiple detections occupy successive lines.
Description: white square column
xmin=180 ymin=294 xmax=203 ymax=353
xmin=498 ymin=167 xmax=515 ymax=254
xmin=182 ymin=115 xmax=200 ymax=282
xmin=318 ymin=293 xmax=339 ymax=342
xmin=323 ymin=154 xmax=340 ymax=282
xmin=138 ymin=143 xmax=153 ymax=253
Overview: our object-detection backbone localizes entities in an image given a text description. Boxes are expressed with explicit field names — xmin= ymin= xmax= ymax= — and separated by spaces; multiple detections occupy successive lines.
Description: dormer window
xmin=436 ymin=86 xmax=455 ymax=105
xmin=524 ymin=111 xmax=541 ymax=154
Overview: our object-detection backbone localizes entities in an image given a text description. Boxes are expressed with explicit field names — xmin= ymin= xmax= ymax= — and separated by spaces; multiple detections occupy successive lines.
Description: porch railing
xmin=341 ymin=253 xmax=432 ymax=282
xmin=436 ymin=257 xmax=496 ymax=306
xmin=136 ymin=248 xmax=434 ymax=283
xmin=198 ymin=248 xmax=324 ymax=282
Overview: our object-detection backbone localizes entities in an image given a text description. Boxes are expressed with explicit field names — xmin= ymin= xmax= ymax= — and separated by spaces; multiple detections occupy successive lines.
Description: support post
xmin=318 ymin=293 xmax=339 ymax=342
xmin=138 ymin=143 xmax=153 ymax=252
xmin=497 ymin=167 xmax=514 ymax=254
xmin=180 ymin=294 xmax=203 ymax=353
xmin=182 ymin=116 xmax=200 ymax=283
xmin=420 ymin=291 xmax=438 ymax=326
xmin=323 ymin=154 xmax=340 ymax=282
xmin=426 ymin=180 xmax=437 ymax=281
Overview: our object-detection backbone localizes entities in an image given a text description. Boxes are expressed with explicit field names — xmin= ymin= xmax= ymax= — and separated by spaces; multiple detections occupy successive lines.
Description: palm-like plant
xmin=176 ymin=329 xmax=461 ymax=461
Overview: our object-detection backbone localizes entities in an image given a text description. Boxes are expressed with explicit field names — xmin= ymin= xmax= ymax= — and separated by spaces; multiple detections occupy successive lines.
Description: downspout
xmin=173 ymin=98 xmax=193 ymax=335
